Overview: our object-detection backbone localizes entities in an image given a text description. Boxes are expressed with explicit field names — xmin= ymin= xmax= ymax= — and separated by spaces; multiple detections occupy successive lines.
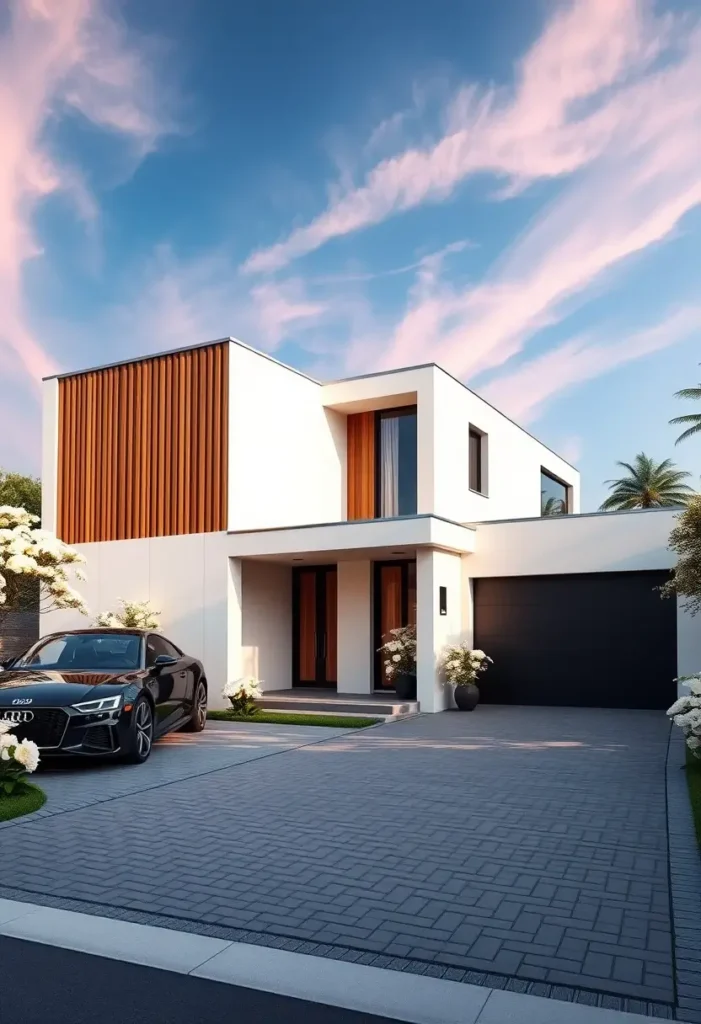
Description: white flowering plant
xmin=0 ymin=721 xmax=40 ymax=796
xmin=442 ymin=643 xmax=493 ymax=686
xmin=0 ymin=506 xmax=86 ymax=616
xmin=667 ymin=674 xmax=701 ymax=758
xmin=378 ymin=625 xmax=416 ymax=682
xmin=95 ymin=599 xmax=160 ymax=630
xmin=222 ymin=677 xmax=262 ymax=717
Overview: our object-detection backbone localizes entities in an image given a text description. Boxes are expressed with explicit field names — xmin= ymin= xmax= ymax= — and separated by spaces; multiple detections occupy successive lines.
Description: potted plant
xmin=378 ymin=625 xmax=416 ymax=699
xmin=442 ymin=643 xmax=493 ymax=710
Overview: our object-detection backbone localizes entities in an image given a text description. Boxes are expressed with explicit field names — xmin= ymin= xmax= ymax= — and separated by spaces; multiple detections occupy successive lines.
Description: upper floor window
xmin=377 ymin=407 xmax=417 ymax=517
xmin=469 ymin=426 xmax=487 ymax=494
xmin=541 ymin=469 xmax=569 ymax=516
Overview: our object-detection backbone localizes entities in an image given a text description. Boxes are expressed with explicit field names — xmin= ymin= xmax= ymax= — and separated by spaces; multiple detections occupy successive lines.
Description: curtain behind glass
xmin=380 ymin=416 xmax=399 ymax=516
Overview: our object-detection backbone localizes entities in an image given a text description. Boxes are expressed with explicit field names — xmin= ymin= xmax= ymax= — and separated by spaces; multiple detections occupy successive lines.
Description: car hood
xmin=0 ymin=669 xmax=142 ymax=707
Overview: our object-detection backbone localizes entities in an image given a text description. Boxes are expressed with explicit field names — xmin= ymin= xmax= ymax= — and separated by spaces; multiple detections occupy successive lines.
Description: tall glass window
xmin=377 ymin=408 xmax=417 ymax=517
xmin=541 ymin=469 xmax=569 ymax=516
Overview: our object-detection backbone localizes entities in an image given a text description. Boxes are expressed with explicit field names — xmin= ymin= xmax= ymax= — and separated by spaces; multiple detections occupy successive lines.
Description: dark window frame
xmin=540 ymin=467 xmax=570 ymax=516
xmin=374 ymin=405 xmax=418 ymax=518
xmin=469 ymin=425 xmax=487 ymax=495
xmin=373 ymin=559 xmax=417 ymax=691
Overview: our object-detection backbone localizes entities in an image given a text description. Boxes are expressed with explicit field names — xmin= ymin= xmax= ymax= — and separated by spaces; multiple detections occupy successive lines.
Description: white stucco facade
xmin=40 ymin=337 xmax=693 ymax=713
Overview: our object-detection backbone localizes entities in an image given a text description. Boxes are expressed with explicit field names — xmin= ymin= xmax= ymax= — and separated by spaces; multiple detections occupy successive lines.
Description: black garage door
xmin=473 ymin=571 xmax=676 ymax=709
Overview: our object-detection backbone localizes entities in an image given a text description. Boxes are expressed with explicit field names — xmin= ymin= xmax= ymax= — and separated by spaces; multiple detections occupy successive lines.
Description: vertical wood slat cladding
xmin=346 ymin=411 xmax=375 ymax=519
xmin=57 ymin=343 xmax=228 ymax=543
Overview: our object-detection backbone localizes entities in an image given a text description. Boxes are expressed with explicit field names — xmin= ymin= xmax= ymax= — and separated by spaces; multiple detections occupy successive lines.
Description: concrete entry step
xmin=255 ymin=690 xmax=419 ymax=719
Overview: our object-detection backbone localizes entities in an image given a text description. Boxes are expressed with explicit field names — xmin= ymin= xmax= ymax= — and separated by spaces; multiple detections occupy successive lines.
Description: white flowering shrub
xmin=0 ymin=721 xmax=40 ymax=796
xmin=442 ymin=643 xmax=493 ymax=686
xmin=222 ymin=677 xmax=262 ymax=716
xmin=667 ymin=675 xmax=701 ymax=758
xmin=95 ymin=599 xmax=160 ymax=630
xmin=0 ymin=506 xmax=86 ymax=615
xmin=378 ymin=625 xmax=416 ymax=682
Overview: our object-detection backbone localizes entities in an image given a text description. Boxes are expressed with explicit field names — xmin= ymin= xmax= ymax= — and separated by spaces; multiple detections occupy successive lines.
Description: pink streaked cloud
xmin=242 ymin=0 xmax=664 ymax=274
xmin=0 ymin=0 xmax=174 ymax=468
xmin=481 ymin=305 xmax=701 ymax=425
xmin=79 ymin=245 xmax=330 ymax=367
xmin=365 ymin=14 xmax=701 ymax=391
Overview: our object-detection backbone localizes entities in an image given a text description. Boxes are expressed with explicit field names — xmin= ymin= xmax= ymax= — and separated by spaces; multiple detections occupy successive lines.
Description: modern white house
xmin=40 ymin=336 xmax=700 ymax=712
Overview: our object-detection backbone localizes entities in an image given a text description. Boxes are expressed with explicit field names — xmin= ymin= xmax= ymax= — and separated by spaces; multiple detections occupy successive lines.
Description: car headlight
xmin=72 ymin=695 xmax=122 ymax=714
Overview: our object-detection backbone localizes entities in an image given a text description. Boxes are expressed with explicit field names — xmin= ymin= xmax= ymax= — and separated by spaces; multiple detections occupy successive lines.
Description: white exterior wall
xmin=467 ymin=509 xmax=701 ymax=696
xmin=41 ymin=378 xmax=59 ymax=532
xmin=41 ymin=533 xmax=230 ymax=708
xmin=416 ymin=548 xmax=468 ymax=713
xmin=240 ymin=561 xmax=292 ymax=693
xmin=468 ymin=509 xmax=675 ymax=577
xmin=337 ymin=560 xmax=373 ymax=694
xmin=228 ymin=341 xmax=346 ymax=531
xmin=432 ymin=368 xmax=580 ymax=523
xmin=322 ymin=364 xmax=579 ymax=524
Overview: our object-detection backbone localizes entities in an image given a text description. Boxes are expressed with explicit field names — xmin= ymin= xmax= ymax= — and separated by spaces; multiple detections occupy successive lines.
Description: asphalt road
xmin=0 ymin=936 xmax=401 ymax=1024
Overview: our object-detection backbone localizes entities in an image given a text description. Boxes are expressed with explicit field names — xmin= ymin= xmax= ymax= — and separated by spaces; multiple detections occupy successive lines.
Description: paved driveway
xmin=0 ymin=709 xmax=673 ymax=1008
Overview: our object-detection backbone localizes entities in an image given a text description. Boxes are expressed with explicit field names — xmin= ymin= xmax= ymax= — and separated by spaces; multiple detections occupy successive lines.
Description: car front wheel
xmin=184 ymin=681 xmax=207 ymax=733
xmin=124 ymin=696 xmax=154 ymax=764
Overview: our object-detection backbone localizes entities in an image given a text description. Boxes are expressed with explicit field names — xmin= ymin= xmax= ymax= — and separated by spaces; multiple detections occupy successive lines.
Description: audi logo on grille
xmin=0 ymin=710 xmax=34 ymax=724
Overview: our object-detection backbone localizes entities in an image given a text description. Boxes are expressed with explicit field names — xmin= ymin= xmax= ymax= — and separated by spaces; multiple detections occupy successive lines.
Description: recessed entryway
xmin=292 ymin=566 xmax=337 ymax=688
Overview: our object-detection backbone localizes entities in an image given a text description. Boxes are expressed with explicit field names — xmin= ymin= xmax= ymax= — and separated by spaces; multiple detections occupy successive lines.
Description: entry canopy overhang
xmin=227 ymin=514 xmax=475 ymax=563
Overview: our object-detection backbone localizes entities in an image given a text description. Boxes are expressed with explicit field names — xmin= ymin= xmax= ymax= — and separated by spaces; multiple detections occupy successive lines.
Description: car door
xmin=145 ymin=634 xmax=183 ymax=731
xmin=159 ymin=635 xmax=192 ymax=713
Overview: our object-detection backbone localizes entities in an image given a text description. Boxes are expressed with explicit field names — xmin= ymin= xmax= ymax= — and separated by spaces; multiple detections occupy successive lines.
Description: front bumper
xmin=3 ymin=706 xmax=131 ymax=757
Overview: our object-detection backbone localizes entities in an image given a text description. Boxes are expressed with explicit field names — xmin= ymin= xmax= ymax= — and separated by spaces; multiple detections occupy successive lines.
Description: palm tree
xmin=670 ymin=370 xmax=701 ymax=444
xmin=599 ymin=453 xmax=694 ymax=511
xmin=541 ymin=494 xmax=566 ymax=516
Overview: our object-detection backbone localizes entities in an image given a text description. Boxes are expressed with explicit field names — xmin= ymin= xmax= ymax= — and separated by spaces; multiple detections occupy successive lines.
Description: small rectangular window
xmin=541 ymin=469 xmax=569 ymax=516
xmin=469 ymin=427 xmax=485 ymax=493
xmin=439 ymin=586 xmax=447 ymax=616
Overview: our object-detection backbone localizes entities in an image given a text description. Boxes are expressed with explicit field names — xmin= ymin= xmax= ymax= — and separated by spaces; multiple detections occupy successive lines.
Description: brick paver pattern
xmin=0 ymin=708 xmax=674 ymax=1004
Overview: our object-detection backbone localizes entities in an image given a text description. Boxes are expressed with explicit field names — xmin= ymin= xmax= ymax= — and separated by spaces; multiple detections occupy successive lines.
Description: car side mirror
xmin=152 ymin=654 xmax=178 ymax=671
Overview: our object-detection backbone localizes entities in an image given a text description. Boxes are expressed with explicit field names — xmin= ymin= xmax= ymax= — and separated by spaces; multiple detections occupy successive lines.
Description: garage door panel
xmin=473 ymin=570 xmax=676 ymax=710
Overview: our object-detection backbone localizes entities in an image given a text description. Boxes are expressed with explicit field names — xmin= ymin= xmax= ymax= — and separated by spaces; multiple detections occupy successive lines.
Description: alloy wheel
xmin=135 ymin=701 xmax=153 ymax=758
xmin=196 ymin=685 xmax=207 ymax=729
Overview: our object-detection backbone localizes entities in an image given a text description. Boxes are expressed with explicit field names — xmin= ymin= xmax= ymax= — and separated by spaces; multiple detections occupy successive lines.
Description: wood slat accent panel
xmin=347 ymin=411 xmax=375 ymax=520
xmin=57 ymin=343 xmax=229 ymax=543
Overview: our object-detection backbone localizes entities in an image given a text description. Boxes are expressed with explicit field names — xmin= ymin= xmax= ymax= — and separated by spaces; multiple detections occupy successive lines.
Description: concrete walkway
xmin=0 ymin=899 xmax=651 ymax=1023
xmin=0 ymin=709 xmax=675 ymax=1016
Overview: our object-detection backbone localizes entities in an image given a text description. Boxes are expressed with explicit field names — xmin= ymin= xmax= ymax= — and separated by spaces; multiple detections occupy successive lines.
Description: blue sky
xmin=2 ymin=0 xmax=701 ymax=511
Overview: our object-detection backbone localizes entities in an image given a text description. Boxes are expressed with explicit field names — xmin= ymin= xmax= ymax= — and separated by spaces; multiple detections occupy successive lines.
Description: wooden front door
xmin=293 ymin=566 xmax=337 ymax=687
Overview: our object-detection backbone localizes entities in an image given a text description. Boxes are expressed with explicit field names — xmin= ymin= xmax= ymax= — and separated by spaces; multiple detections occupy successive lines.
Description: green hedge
xmin=686 ymin=748 xmax=701 ymax=846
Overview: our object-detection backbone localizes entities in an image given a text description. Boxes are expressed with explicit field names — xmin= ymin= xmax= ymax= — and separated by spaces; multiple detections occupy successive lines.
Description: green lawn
xmin=0 ymin=783 xmax=46 ymax=823
xmin=207 ymin=710 xmax=379 ymax=729
xmin=686 ymin=748 xmax=701 ymax=846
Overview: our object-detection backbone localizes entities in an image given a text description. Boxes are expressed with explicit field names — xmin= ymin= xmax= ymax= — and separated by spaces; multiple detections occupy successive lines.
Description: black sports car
xmin=0 ymin=629 xmax=208 ymax=763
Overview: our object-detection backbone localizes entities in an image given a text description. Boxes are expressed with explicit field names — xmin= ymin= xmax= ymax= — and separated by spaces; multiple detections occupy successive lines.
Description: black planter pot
xmin=394 ymin=672 xmax=417 ymax=700
xmin=454 ymin=683 xmax=480 ymax=711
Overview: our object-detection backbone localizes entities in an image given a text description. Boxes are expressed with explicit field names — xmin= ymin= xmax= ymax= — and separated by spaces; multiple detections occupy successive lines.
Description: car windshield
xmin=14 ymin=633 xmax=142 ymax=671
